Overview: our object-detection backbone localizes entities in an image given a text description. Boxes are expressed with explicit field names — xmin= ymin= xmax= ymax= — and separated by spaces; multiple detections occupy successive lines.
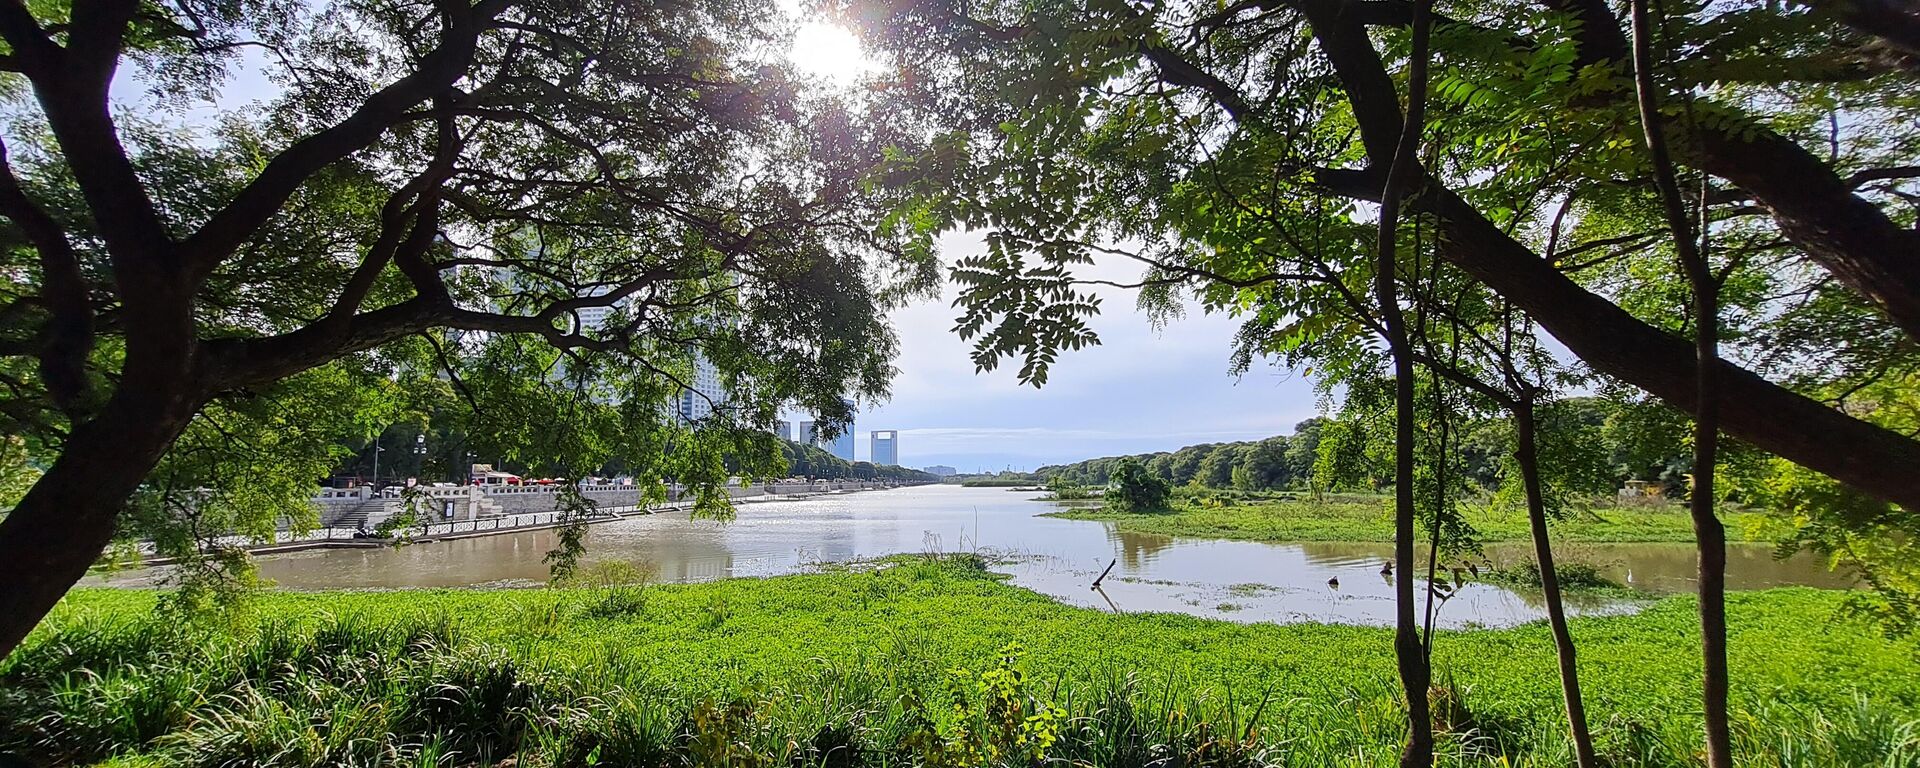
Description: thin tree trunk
xmin=1627 ymin=2 xmax=1732 ymax=763
xmin=1376 ymin=0 xmax=1436 ymax=760
xmin=1686 ymin=289 xmax=1731 ymax=768
xmin=1379 ymin=285 xmax=1432 ymax=768
xmin=1514 ymin=400 xmax=1600 ymax=768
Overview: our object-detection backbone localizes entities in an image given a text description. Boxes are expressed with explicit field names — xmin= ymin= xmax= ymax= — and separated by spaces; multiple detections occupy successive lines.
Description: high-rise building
xmin=803 ymin=400 xmax=856 ymax=461
xmin=870 ymin=430 xmax=898 ymax=466
xmin=922 ymin=465 xmax=957 ymax=477
xmin=828 ymin=399 xmax=855 ymax=460
xmin=676 ymin=351 xmax=725 ymax=422
xmin=773 ymin=420 xmax=792 ymax=441
xmin=495 ymin=268 xmax=730 ymax=420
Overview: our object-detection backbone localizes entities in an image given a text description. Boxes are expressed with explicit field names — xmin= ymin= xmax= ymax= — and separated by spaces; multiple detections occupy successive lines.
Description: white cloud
xmin=848 ymin=232 xmax=1323 ymax=469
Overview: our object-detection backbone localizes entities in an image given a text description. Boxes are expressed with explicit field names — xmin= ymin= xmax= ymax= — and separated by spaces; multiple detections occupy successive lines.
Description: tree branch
xmin=0 ymin=138 xmax=93 ymax=412
xmin=181 ymin=0 xmax=514 ymax=277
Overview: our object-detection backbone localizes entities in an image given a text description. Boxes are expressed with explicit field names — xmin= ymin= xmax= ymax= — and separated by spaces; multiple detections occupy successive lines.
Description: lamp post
xmin=371 ymin=435 xmax=383 ymax=492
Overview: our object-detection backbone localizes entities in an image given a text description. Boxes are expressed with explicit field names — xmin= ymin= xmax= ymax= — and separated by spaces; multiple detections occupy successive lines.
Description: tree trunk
xmin=1374 ymin=0 xmax=1436 ymax=759
xmin=1381 ymin=290 xmax=1433 ymax=768
xmin=0 ymin=387 xmax=198 ymax=657
xmin=1688 ymin=293 xmax=1733 ymax=768
xmin=1160 ymin=3 xmax=1920 ymax=510
xmin=1407 ymin=185 xmax=1920 ymax=511
xmin=1626 ymin=0 xmax=1732 ymax=760
xmin=1514 ymin=401 xmax=1600 ymax=768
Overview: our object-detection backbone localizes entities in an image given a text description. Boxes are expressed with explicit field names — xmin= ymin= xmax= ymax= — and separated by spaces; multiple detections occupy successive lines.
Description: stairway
xmin=470 ymin=493 xmax=504 ymax=518
xmin=325 ymin=499 xmax=397 ymax=531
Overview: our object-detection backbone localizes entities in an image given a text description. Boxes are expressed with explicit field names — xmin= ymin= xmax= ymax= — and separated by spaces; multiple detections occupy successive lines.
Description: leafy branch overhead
xmin=0 ymin=0 xmax=936 ymax=655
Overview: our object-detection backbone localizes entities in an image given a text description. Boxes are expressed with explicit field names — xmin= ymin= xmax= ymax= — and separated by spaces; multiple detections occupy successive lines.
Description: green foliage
xmin=921 ymin=643 xmax=1064 ymax=766
xmin=1045 ymin=495 xmax=1770 ymax=545
xmin=1102 ymin=457 xmax=1171 ymax=513
xmin=0 ymin=434 xmax=39 ymax=509
xmin=1483 ymin=561 xmax=1623 ymax=592
xmin=843 ymin=0 xmax=1920 ymax=637
xmin=6 ymin=579 xmax=1919 ymax=767
xmin=1039 ymin=421 xmax=1320 ymax=491
xmin=778 ymin=441 xmax=936 ymax=482
xmin=542 ymin=481 xmax=601 ymax=582
xmin=0 ymin=0 xmax=940 ymax=636
xmin=1041 ymin=475 xmax=1097 ymax=500
xmin=957 ymin=475 xmax=1039 ymax=487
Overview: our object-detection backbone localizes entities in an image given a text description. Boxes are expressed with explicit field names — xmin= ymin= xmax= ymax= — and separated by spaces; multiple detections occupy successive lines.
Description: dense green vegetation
xmin=0 ymin=0 xmax=942 ymax=654
xmin=5 ymin=559 xmax=1916 ymax=767
xmin=1037 ymin=399 xmax=1701 ymax=499
xmin=956 ymin=477 xmax=1038 ymax=488
xmin=777 ymin=441 xmax=937 ymax=483
xmin=1102 ymin=457 xmax=1173 ymax=513
xmin=1044 ymin=491 xmax=1772 ymax=545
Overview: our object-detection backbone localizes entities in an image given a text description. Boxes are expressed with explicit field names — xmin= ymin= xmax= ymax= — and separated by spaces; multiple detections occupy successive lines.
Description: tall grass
xmin=6 ymin=558 xmax=1917 ymax=766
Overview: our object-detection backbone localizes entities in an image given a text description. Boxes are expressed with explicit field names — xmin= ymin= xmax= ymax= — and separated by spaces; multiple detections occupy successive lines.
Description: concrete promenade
xmin=135 ymin=482 xmax=927 ymax=563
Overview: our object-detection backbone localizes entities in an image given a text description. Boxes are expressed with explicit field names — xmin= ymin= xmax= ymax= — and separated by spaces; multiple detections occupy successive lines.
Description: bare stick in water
xmin=1092 ymin=558 xmax=1117 ymax=589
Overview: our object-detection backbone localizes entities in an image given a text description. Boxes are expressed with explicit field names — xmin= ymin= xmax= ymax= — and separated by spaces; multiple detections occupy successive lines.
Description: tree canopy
xmin=0 ymin=0 xmax=934 ymax=654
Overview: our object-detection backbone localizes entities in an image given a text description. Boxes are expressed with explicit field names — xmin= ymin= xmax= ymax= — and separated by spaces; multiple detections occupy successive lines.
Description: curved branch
xmin=182 ymin=0 xmax=514 ymax=276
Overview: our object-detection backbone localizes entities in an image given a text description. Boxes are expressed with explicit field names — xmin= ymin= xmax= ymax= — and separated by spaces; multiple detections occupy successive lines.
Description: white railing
xmin=310 ymin=480 xmax=895 ymax=507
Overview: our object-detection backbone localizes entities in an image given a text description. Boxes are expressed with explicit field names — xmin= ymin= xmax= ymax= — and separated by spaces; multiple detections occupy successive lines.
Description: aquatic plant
xmin=1 ymin=569 xmax=1913 ymax=767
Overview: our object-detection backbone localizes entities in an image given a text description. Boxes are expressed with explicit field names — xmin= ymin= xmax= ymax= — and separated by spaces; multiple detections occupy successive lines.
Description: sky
xmin=783 ymin=21 xmax=1325 ymax=471
xmin=835 ymin=231 xmax=1324 ymax=472
xmin=111 ymin=12 xmax=1330 ymax=474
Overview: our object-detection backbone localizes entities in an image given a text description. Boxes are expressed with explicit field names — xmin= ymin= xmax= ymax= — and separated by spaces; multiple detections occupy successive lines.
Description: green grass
xmin=956 ymin=478 xmax=1036 ymax=487
xmin=1044 ymin=495 xmax=1772 ymax=544
xmin=6 ymin=557 xmax=1917 ymax=766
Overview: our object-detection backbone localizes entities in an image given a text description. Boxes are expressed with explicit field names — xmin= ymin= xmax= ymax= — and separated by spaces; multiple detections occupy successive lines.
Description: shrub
xmin=1104 ymin=458 xmax=1172 ymax=513
xmin=1486 ymin=560 xmax=1621 ymax=591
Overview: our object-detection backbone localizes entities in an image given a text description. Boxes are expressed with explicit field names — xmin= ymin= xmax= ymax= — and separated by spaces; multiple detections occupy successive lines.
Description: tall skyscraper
xmin=676 ymin=351 xmax=726 ymax=422
xmin=870 ymin=430 xmax=898 ymax=466
xmin=828 ymin=398 xmax=855 ymax=460
xmin=773 ymin=420 xmax=792 ymax=441
xmin=804 ymin=399 xmax=856 ymax=461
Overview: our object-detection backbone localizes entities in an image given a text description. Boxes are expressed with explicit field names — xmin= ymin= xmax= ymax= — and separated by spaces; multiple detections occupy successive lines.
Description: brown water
xmin=101 ymin=485 xmax=1853 ymax=628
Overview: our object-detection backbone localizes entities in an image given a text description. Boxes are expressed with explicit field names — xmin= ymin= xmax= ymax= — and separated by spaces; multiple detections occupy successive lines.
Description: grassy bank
xmin=1044 ymin=494 xmax=1772 ymax=544
xmin=956 ymin=478 xmax=1036 ymax=488
xmin=6 ymin=558 xmax=1915 ymax=767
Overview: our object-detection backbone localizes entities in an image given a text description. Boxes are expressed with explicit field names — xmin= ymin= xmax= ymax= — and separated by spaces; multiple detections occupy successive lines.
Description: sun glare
xmin=789 ymin=22 xmax=881 ymax=84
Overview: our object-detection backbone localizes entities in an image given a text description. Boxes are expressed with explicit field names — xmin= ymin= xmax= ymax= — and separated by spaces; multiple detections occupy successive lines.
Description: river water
xmin=133 ymin=485 xmax=1852 ymax=628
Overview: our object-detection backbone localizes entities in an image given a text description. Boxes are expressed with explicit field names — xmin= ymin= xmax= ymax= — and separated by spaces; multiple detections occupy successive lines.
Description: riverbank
xmin=1043 ymin=495 xmax=1773 ymax=544
xmin=10 ymin=557 xmax=1915 ymax=767
xmin=122 ymin=485 xmax=911 ymax=568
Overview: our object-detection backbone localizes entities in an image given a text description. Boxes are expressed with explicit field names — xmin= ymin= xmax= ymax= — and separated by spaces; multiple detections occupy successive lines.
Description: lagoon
xmin=104 ymin=485 xmax=1851 ymax=628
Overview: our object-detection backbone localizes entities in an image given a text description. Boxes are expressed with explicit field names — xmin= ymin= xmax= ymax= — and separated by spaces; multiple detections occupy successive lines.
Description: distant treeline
xmin=779 ymin=441 xmax=937 ymax=482
xmin=1037 ymin=421 xmax=1326 ymax=491
xmin=1037 ymin=398 xmax=1695 ymax=495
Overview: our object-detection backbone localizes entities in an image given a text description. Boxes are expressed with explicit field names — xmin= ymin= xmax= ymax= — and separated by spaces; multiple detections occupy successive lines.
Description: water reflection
xmin=1111 ymin=529 xmax=1177 ymax=568
xmin=98 ymin=485 xmax=1855 ymax=629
